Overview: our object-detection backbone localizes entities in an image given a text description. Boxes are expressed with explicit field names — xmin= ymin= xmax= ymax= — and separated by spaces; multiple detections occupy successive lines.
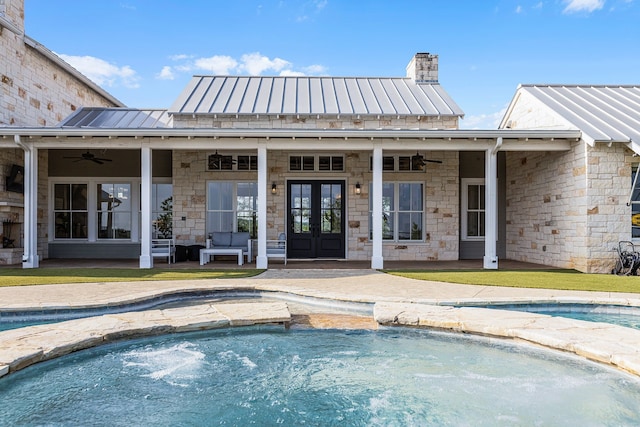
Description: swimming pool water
xmin=1 ymin=327 xmax=639 ymax=426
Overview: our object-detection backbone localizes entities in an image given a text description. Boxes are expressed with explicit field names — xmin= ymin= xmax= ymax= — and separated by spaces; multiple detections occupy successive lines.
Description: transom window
xmin=289 ymin=155 xmax=344 ymax=172
xmin=207 ymin=154 xmax=258 ymax=171
xmin=369 ymin=182 xmax=424 ymax=241
xmin=206 ymin=182 xmax=258 ymax=238
xmin=370 ymin=155 xmax=426 ymax=172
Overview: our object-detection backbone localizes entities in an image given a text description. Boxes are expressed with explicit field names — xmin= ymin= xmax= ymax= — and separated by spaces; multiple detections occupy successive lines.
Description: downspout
xmin=14 ymin=135 xmax=38 ymax=267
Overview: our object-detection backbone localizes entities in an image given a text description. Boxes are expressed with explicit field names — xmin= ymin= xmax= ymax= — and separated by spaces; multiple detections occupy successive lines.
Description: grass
xmin=1 ymin=267 xmax=639 ymax=294
xmin=0 ymin=268 xmax=264 ymax=287
xmin=384 ymin=269 xmax=640 ymax=294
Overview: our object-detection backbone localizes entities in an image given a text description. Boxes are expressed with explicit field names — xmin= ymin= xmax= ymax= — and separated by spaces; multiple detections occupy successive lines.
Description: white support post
xmin=21 ymin=142 xmax=39 ymax=268
xmin=371 ymin=144 xmax=384 ymax=269
xmin=256 ymin=144 xmax=268 ymax=269
xmin=139 ymin=147 xmax=153 ymax=268
xmin=484 ymin=141 xmax=500 ymax=269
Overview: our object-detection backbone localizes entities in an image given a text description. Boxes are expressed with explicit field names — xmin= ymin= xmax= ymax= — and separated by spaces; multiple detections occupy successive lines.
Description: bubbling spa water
xmin=1 ymin=327 xmax=640 ymax=426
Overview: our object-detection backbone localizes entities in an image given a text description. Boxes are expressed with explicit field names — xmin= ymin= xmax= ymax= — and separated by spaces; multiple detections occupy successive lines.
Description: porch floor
xmin=3 ymin=258 xmax=563 ymax=270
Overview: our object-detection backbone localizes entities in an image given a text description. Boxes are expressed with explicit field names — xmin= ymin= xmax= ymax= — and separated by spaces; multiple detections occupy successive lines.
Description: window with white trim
xmin=369 ymin=182 xmax=424 ymax=241
xmin=206 ymin=181 xmax=258 ymax=238
xmin=97 ymin=183 xmax=132 ymax=239
xmin=462 ymin=178 xmax=485 ymax=240
xmin=53 ymin=183 xmax=88 ymax=239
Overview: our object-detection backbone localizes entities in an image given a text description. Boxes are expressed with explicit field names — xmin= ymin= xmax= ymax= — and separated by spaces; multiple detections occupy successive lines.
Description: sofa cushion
xmin=231 ymin=232 xmax=250 ymax=247
xmin=212 ymin=232 xmax=232 ymax=247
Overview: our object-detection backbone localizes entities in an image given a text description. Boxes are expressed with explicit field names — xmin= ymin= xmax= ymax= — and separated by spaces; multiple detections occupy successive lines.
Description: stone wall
xmin=1 ymin=0 xmax=119 ymax=263
xmin=172 ymin=147 xmax=459 ymax=262
xmin=172 ymin=114 xmax=459 ymax=130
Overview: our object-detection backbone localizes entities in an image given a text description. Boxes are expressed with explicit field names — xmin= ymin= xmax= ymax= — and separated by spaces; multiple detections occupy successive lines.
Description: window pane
xmin=468 ymin=186 xmax=479 ymax=210
xmin=290 ymin=156 xmax=301 ymax=171
xmin=383 ymin=156 xmax=394 ymax=171
xmin=71 ymin=184 xmax=87 ymax=210
xmin=467 ymin=212 xmax=479 ymax=237
xmin=319 ymin=156 xmax=331 ymax=171
xmin=54 ymin=184 xmax=69 ymax=210
xmin=633 ymin=169 xmax=640 ymax=238
xmin=398 ymin=157 xmax=411 ymax=171
xmin=54 ymin=212 xmax=70 ymax=238
xmin=303 ymin=156 xmax=315 ymax=171
xmin=71 ymin=212 xmax=88 ymax=239
xmin=331 ymin=156 xmax=343 ymax=171
xmin=208 ymin=182 xmax=233 ymax=210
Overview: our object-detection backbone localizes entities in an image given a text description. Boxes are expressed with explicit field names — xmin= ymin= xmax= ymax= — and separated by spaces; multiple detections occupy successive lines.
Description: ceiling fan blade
xmin=92 ymin=159 xmax=104 ymax=165
xmin=423 ymin=159 xmax=443 ymax=164
xmin=95 ymin=158 xmax=112 ymax=162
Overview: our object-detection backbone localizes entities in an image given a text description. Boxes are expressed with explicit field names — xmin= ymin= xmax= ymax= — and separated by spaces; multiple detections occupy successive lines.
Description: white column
xmin=22 ymin=144 xmax=39 ymax=268
xmin=484 ymin=141 xmax=499 ymax=269
xmin=139 ymin=147 xmax=153 ymax=268
xmin=256 ymin=143 xmax=268 ymax=269
xmin=371 ymin=144 xmax=384 ymax=269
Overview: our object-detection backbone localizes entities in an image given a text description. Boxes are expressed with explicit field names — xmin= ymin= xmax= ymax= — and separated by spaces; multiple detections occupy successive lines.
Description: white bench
xmin=200 ymin=248 xmax=244 ymax=266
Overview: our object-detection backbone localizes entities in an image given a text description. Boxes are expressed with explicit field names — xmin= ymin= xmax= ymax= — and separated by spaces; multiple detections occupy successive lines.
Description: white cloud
xmin=156 ymin=66 xmax=175 ymax=80
xmin=459 ymin=106 xmax=508 ymax=130
xmin=58 ymin=54 xmax=140 ymax=88
xmin=562 ymin=0 xmax=605 ymax=13
xmin=238 ymin=52 xmax=291 ymax=75
xmin=194 ymin=55 xmax=239 ymax=74
xmin=515 ymin=5 xmax=523 ymax=13
xmin=158 ymin=52 xmax=327 ymax=78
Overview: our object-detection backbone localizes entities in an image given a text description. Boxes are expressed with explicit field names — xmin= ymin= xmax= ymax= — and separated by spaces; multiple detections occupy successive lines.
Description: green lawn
xmin=0 ymin=268 xmax=264 ymax=287
xmin=1 ymin=268 xmax=639 ymax=294
xmin=384 ymin=269 xmax=640 ymax=294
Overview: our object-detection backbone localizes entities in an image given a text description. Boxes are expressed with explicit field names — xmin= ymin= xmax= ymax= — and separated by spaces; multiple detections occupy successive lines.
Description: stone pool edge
xmin=0 ymin=301 xmax=290 ymax=377
xmin=375 ymin=302 xmax=640 ymax=378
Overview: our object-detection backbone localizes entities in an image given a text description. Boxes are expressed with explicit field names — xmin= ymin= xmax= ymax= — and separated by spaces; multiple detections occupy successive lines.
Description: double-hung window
xmin=370 ymin=182 xmax=424 ymax=241
xmin=462 ymin=179 xmax=485 ymax=240
xmin=97 ymin=183 xmax=131 ymax=239
xmin=207 ymin=182 xmax=258 ymax=238
xmin=54 ymin=183 xmax=88 ymax=239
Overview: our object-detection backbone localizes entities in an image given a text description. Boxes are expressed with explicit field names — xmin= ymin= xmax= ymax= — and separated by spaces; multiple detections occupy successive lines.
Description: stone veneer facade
xmin=0 ymin=0 xmax=118 ymax=263
xmin=504 ymin=90 xmax=632 ymax=273
xmin=171 ymin=148 xmax=460 ymax=261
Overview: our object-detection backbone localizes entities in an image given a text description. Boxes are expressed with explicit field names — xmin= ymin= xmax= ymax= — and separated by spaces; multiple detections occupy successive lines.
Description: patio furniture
xmin=151 ymin=238 xmax=175 ymax=264
xmin=206 ymin=232 xmax=252 ymax=262
xmin=200 ymin=247 xmax=244 ymax=266
xmin=266 ymin=232 xmax=287 ymax=264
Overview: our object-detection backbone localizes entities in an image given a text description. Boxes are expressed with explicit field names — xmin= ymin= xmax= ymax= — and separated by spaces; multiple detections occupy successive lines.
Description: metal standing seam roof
xmin=59 ymin=108 xmax=172 ymax=128
xmin=168 ymin=76 xmax=465 ymax=117
xmin=517 ymin=85 xmax=640 ymax=145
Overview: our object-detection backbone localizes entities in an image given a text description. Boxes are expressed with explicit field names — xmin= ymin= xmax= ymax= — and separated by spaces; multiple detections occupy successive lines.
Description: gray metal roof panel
xmin=59 ymin=108 xmax=171 ymax=128
xmin=169 ymin=76 xmax=464 ymax=117
xmin=520 ymin=85 xmax=640 ymax=144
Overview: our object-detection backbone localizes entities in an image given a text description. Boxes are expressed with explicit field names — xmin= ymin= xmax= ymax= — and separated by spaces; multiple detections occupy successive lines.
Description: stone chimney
xmin=406 ymin=53 xmax=438 ymax=83
xmin=0 ymin=0 xmax=25 ymax=35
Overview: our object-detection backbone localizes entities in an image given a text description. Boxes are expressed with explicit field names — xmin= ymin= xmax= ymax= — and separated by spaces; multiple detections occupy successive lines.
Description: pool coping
xmin=1 ymin=270 xmax=640 ymax=379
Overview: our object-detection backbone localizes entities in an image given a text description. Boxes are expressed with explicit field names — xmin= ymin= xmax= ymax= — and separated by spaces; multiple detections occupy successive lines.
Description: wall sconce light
xmin=271 ymin=182 xmax=277 ymax=194
xmin=355 ymin=182 xmax=361 ymax=195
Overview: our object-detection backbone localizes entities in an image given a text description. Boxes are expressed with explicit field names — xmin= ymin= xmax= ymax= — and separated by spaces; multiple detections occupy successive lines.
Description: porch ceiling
xmin=0 ymin=128 xmax=581 ymax=152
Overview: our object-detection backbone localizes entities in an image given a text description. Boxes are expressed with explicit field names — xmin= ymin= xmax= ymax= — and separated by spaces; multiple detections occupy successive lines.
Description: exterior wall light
xmin=355 ymin=182 xmax=361 ymax=195
xmin=271 ymin=182 xmax=277 ymax=194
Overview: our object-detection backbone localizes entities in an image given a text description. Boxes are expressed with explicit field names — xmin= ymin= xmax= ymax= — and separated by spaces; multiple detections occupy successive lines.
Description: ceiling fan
xmin=208 ymin=150 xmax=236 ymax=169
xmin=63 ymin=151 xmax=113 ymax=165
xmin=412 ymin=152 xmax=442 ymax=170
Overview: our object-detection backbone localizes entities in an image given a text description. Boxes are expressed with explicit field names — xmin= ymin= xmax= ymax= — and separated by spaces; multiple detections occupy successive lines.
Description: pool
xmin=1 ymin=327 xmax=640 ymax=426
xmin=481 ymin=303 xmax=640 ymax=330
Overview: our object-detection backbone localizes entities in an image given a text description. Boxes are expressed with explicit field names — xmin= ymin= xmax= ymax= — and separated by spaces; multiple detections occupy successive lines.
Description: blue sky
xmin=24 ymin=0 xmax=640 ymax=128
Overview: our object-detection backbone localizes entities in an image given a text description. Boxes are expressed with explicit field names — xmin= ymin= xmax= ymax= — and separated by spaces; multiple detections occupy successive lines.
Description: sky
xmin=23 ymin=0 xmax=640 ymax=129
